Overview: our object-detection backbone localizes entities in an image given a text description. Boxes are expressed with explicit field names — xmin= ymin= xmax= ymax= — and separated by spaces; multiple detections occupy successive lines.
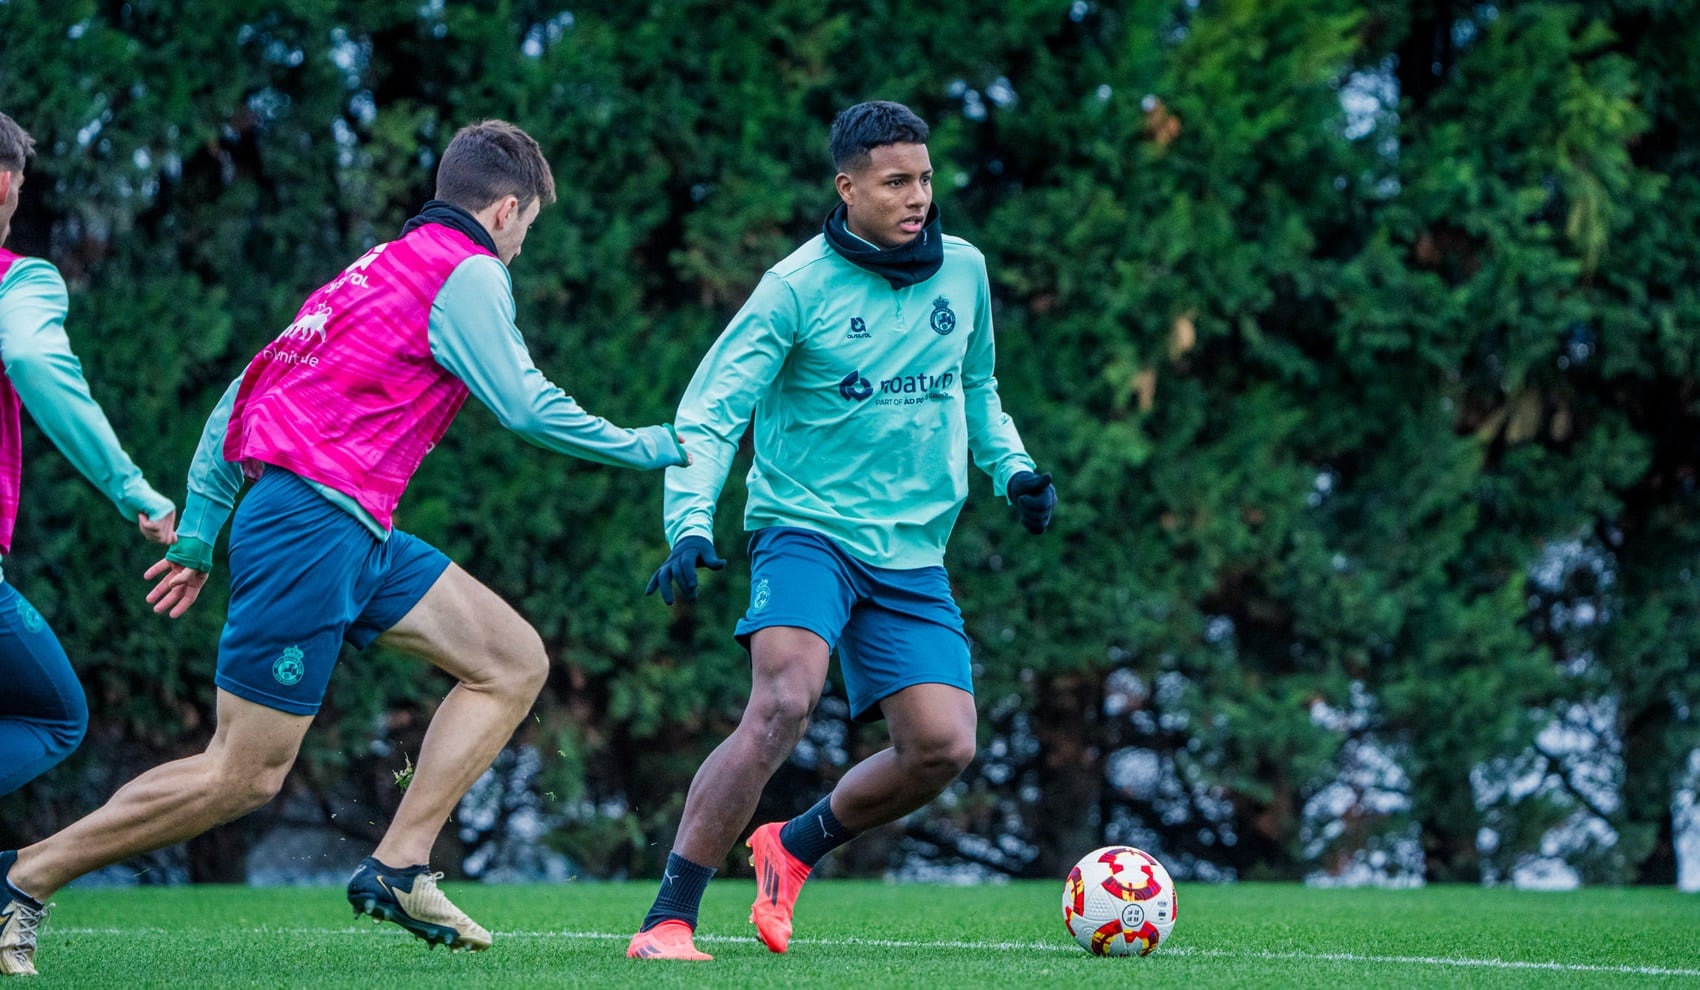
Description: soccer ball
xmin=1061 ymin=845 xmax=1177 ymax=956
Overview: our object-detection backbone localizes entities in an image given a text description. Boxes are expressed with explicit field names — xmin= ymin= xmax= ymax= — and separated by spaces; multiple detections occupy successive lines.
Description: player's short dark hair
xmin=435 ymin=119 xmax=557 ymax=212
xmin=829 ymin=101 xmax=930 ymax=172
xmin=0 ymin=112 xmax=36 ymax=173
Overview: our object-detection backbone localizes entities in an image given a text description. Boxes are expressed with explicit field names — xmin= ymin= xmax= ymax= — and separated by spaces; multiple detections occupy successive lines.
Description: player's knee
xmin=43 ymin=707 xmax=88 ymax=760
xmin=40 ymin=684 xmax=89 ymax=757
xmin=900 ymin=732 xmax=975 ymax=786
xmin=486 ymin=624 xmax=549 ymax=701
xmin=745 ymin=688 xmax=815 ymax=757
xmin=210 ymin=762 xmax=289 ymax=820
xmin=514 ymin=628 xmax=550 ymax=696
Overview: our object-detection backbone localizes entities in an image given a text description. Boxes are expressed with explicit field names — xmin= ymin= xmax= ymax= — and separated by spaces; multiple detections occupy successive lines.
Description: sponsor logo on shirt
xmin=260 ymin=301 xmax=333 ymax=368
xmin=281 ymin=303 xmax=332 ymax=344
xmin=837 ymin=369 xmax=956 ymax=406
xmin=324 ymin=243 xmax=387 ymax=293
xmin=839 ymin=370 xmax=874 ymax=401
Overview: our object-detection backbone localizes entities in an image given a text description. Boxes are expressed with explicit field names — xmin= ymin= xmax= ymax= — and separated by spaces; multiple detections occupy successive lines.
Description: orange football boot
xmin=626 ymin=919 xmax=713 ymax=961
xmin=747 ymin=822 xmax=813 ymax=953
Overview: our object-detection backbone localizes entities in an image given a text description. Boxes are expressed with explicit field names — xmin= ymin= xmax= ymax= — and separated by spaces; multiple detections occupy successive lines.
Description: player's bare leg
xmin=368 ymin=564 xmax=548 ymax=867
xmin=817 ymin=683 xmax=976 ymax=830
xmin=629 ymin=626 xmax=828 ymax=960
xmin=0 ymin=692 xmax=307 ymax=975
xmin=9 ymin=690 xmax=309 ymax=900
xmin=348 ymin=563 xmax=548 ymax=950
xmin=748 ymin=682 xmax=976 ymax=952
xmin=673 ymin=627 xmax=830 ymax=865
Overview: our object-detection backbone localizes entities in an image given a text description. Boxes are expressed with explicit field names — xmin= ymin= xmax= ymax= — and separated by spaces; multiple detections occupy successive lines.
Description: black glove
xmin=644 ymin=535 xmax=727 ymax=604
xmin=1007 ymin=470 xmax=1056 ymax=534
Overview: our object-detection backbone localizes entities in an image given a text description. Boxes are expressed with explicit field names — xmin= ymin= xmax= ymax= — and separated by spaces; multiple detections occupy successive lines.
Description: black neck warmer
xmin=400 ymin=199 xmax=499 ymax=255
xmin=822 ymin=203 xmax=943 ymax=288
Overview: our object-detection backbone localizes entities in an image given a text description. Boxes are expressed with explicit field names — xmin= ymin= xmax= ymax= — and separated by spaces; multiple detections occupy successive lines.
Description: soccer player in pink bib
xmin=0 ymin=119 xmax=687 ymax=975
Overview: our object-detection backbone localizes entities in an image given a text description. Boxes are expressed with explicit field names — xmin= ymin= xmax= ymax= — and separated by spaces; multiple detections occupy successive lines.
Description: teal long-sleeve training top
xmin=664 ymin=231 xmax=1035 ymax=570
xmin=0 ymin=257 xmax=174 ymax=579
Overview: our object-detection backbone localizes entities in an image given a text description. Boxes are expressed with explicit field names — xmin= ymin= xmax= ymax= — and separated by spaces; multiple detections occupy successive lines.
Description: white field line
xmin=53 ymin=927 xmax=1700 ymax=979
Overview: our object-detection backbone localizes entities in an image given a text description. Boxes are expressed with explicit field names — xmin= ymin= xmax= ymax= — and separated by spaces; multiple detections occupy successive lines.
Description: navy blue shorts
xmin=216 ymin=469 xmax=450 ymax=715
xmin=734 ymin=527 xmax=971 ymax=723
xmin=0 ymin=582 xmax=86 ymax=795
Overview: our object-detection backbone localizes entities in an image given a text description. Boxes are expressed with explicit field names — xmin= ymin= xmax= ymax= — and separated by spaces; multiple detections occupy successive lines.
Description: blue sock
xmin=640 ymin=852 xmax=716 ymax=931
xmin=779 ymin=795 xmax=855 ymax=867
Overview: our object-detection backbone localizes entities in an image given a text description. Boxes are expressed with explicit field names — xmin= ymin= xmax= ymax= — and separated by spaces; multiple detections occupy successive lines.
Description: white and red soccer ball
xmin=1061 ymin=845 xmax=1178 ymax=956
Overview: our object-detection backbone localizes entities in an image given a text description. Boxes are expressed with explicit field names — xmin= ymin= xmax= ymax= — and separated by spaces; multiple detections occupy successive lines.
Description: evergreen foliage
xmin=0 ymin=0 xmax=1693 ymax=885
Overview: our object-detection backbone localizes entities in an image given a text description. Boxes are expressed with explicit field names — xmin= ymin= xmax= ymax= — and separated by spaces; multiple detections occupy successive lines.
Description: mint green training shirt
xmin=171 ymin=252 xmax=685 ymax=570
xmin=665 ymin=231 xmax=1036 ymax=570
xmin=0 ymin=257 xmax=175 ymax=579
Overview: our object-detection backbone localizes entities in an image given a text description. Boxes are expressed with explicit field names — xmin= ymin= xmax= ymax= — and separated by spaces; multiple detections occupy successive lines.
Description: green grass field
xmin=19 ymin=879 xmax=1700 ymax=988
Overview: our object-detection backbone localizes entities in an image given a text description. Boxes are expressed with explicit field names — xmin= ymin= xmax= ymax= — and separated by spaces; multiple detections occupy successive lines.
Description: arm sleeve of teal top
xmin=662 ymin=271 xmax=796 ymax=547
xmin=163 ymin=375 xmax=244 ymax=572
xmin=0 ymin=258 xmax=176 ymax=523
xmin=429 ymin=255 xmax=687 ymax=470
xmin=960 ymin=253 xmax=1036 ymax=499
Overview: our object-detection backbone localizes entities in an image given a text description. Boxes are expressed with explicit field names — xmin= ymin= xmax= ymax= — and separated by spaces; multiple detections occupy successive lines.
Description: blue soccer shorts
xmin=733 ymin=526 xmax=972 ymax=723
xmin=216 ymin=468 xmax=450 ymax=715
xmin=0 ymin=582 xmax=87 ymax=795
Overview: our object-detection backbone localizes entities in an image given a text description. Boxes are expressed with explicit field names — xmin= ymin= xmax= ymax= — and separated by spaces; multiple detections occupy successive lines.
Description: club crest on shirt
xmin=929 ymin=296 xmax=956 ymax=336
xmin=846 ymin=316 xmax=871 ymax=340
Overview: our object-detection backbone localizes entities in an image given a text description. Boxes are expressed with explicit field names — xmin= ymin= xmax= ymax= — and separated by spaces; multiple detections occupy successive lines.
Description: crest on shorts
xmin=751 ymin=578 xmax=772 ymax=613
xmin=929 ymin=296 xmax=956 ymax=336
xmin=273 ymin=645 xmax=306 ymax=686
xmin=15 ymin=597 xmax=43 ymax=634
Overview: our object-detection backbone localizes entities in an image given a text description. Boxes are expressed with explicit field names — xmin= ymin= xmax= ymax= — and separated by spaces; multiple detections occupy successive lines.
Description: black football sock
xmin=640 ymin=852 xmax=716 ymax=931
xmin=779 ymin=795 xmax=855 ymax=867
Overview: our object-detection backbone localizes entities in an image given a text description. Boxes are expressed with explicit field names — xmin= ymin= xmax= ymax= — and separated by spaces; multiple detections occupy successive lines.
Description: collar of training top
xmin=822 ymin=202 xmax=943 ymax=289
xmin=400 ymin=199 xmax=500 ymax=256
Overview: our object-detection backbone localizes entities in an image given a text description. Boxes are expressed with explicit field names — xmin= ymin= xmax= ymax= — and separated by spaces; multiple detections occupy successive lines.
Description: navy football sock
xmin=640 ymin=852 xmax=716 ymax=931
xmin=779 ymin=795 xmax=855 ymax=867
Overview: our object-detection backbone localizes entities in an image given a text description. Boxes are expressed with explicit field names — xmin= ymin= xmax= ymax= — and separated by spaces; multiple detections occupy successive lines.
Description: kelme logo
xmin=751 ymin=578 xmax=771 ymax=613
xmin=839 ymin=370 xmax=873 ymax=401
xmin=929 ymin=296 xmax=957 ymax=335
xmin=272 ymin=645 xmax=306 ymax=686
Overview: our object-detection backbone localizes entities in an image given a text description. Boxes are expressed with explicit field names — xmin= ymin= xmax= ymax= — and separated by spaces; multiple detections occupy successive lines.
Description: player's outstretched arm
xmin=138 ymin=375 xmax=244 ymax=619
xmin=644 ymin=535 xmax=726 ymax=605
xmin=429 ymin=257 xmax=688 ymax=470
xmin=0 ymin=258 xmax=179 ymax=531
xmin=143 ymin=557 xmax=210 ymax=619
